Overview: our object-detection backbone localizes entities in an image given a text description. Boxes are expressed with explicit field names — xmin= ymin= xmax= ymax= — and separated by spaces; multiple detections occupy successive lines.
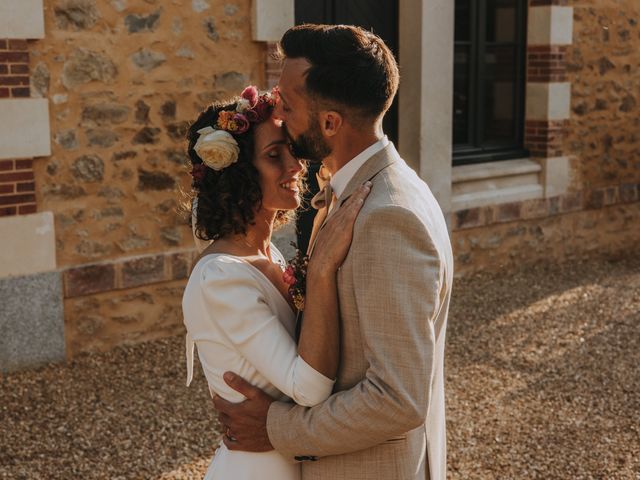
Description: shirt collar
xmin=330 ymin=136 xmax=389 ymax=199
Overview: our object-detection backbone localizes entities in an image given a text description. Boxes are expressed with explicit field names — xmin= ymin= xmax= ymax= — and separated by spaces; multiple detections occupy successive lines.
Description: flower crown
xmin=191 ymin=86 xmax=277 ymax=178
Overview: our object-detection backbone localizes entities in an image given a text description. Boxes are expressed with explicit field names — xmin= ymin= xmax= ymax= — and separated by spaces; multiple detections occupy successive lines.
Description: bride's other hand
xmin=309 ymin=181 xmax=371 ymax=275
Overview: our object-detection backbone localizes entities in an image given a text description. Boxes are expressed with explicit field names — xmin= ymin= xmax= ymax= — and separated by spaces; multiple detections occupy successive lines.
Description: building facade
xmin=0 ymin=0 xmax=638 ymax=370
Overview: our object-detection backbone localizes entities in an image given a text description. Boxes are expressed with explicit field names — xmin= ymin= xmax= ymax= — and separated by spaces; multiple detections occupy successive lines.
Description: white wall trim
xmin=399 ymin=0 xmax=454 ymax=217
xmin=541 ymin=156 xmax=572 ymax=198
xmin=0 ymin=212 xmax=57 ymax=278
xmin=528 ymin=6 xmax=574 ymax=46
xmin=252 ymin=0 xmax=294 ymax=42
xmin=0 ymin=0 xmax=45 ymax=39
xmin=452 ymin=159 xmax=544 ymax=211
xmin=0 ymin=98 xmax=51 ymax=160
xmin=526 ymin=82 xmax=572 ymax=121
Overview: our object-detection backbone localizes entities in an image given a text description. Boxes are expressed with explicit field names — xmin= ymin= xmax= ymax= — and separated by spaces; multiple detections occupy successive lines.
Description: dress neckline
xmin=195 ymin=251 xmax=296 ymax=316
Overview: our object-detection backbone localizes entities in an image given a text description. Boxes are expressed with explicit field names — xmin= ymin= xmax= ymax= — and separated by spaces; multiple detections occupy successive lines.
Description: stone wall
xmin=566 ymin=1 xmax=640 ymax=189
xmin=29 ymin=0 xmax=266 ymax=356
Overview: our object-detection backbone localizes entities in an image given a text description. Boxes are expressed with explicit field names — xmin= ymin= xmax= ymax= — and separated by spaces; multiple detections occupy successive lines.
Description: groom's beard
xmin=283 ymin=119 xmax=332 ymax=163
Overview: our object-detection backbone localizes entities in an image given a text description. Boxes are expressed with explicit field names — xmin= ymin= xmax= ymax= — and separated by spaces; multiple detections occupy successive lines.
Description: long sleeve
xmin=266 ymin=205 xmax=446 ymax=457
xmin=188 ymin=259 xmax=334 ymax=407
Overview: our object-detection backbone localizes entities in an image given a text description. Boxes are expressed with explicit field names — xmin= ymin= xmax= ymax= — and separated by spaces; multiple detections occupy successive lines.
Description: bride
xmin=182 ymin=86 xmax=370 ymax=480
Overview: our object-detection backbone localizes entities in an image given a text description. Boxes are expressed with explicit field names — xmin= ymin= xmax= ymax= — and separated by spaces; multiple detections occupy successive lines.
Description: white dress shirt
xmin=330 ymin=136 xmax=389 ymax=200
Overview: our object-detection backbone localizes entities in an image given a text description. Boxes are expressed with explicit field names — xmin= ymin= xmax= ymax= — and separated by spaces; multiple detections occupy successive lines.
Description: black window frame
xmin=453 ymin=0 xmax=529 ymax=166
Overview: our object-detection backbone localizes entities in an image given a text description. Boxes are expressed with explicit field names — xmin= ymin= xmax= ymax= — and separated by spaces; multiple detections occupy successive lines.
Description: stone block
xmin=0 ymin=212 xmax=56 ymax=278
xmin=453 ymin=207 xmax=483 ymax=230
xmin=0 ymin=0 xmax=45 ymax=38
xmin=170 ymin=252 xmax=191 ymax=280
xmin=528 ymin=6 xmax=573 ymax=46
xmin=251 ymin=0 xmax=294 ymax=42
xmin=526 ymin=83 xmax=571 ymax=121
xmin=495 ymin=202 xmax=522 ymax=223
xmin=619 ymin=184 xmax=639 ymax=203
xmin=560 ymin=191 xmax=583 ymax=212
xmin=0 ymin=99 xmax=51 ymax=160
xmin=0 ymin=271 xmax=64 ymax=372
xmin=64 ymin=263 xmax=115 ymax=297
xmin=121 ymin=255 xmax=165 ymax=289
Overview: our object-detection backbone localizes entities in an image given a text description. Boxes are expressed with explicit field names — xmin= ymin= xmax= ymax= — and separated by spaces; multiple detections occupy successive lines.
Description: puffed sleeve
xmin=194 ymin=259 xmax=334 ymax=407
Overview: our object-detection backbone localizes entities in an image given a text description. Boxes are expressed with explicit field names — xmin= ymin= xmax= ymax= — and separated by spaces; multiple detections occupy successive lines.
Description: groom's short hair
xmin=278 ymin=24 xmax=399 ymax=121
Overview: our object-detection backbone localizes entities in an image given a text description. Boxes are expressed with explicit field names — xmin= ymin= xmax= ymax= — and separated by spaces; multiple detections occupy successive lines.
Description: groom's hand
xmin=212 ymin=372 xmax=275 ymax=452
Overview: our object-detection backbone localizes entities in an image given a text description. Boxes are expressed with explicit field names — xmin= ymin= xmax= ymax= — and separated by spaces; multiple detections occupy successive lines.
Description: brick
xmin=0 ymin=160 xmax=13 ymax=171
xmin=0 ymin=40 xmax=7 ymax=50
xmin=15 ymin=159 xmax=32 ymax=170
xmin=18 ymin=204 xmax=37 ymax=214
xmin=0 ymin=52 xmax=29 ymax=63
xmin=0 ymin=65 xmax=7 ymax=74
xmin=0 ymin=184 xmax=14 ymax=194
xmin=604 ymin=186 xmax=618 ymax=206
xmin=0 ymin=76 xmax=29 ymax=86
xmin=65 ymin=263 xmax=116 ymax=297
xmin=170 ymin=252 xmax=191 ymax=280
xmin=8 ymin=40 xmax=28 ymax=51
xmin=0 ymin=88 xmax=9 ymax=98
xmin=11 ymin=87 xmax=30 ymax=97
xmin=10 ymin=64 xmax=29 ymax=74
xmin=453 ymin=208 xmax=483 ymax=230
xmin=560 ymin=192 xmax=583 ymax=213
xmin=619 ymin=184 xmax=639 ymax=203
xmin=0 ymin=193 xmax=36 ymax=206
xmin=0 ymin=171 xmax=33 ymax=183
xmin=16 ymin=181 xmax=35 ymax=193
xmin=0 ymin=206 xmax=17 ymax=216
xmin=496 ymin=202 xmax=522 ymax=223
xmin=121 ymin=255 xmax=165 ymax=289
xmin=521 ymin=198 xmax=549 ymax=220
xmin=586 ymin=189 xmax=604 ymax=209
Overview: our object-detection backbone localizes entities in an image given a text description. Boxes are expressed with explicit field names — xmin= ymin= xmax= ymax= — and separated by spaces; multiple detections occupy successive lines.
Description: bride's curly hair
xmin=187 ymin=101 xmax=295 ymax=242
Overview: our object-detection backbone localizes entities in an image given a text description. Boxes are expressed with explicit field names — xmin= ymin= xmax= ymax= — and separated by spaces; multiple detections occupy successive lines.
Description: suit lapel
xmin=307 ymin=143 xmax=400 ymax=256
xmin=337 ymin=143 xmax=399 ymax=205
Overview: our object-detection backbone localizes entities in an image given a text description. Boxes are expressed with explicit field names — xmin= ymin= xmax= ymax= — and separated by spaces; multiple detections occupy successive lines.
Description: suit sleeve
xmin=266 ymin=205 xmax=445 ymax=458
xmin=192 ymin=261 xmax=334 ymax=407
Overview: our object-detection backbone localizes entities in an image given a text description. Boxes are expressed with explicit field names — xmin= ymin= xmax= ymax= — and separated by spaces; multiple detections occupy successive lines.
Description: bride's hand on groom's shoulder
xmin=310 ymin=182 xmax=371 ymax=276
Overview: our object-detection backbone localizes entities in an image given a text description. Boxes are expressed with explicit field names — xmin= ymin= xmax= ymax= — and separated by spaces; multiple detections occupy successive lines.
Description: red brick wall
xmin=0 ymin=39 xmax=30 ymax=98
xmin=527 ymin=45 xmax=568 ymax=83
xmin=0 ymin=159 xmax=37 ymax=216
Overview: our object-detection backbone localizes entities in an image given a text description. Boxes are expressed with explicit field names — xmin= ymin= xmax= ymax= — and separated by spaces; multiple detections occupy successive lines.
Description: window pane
xmin=486 ymin=0 xmax=517 ymax=43
xmin=453 ymin=45 xmax=470 ymax=145
xmin=481 ymin=45 xmax=516 ymax=145
xmin=454 ymin=0 xmax=471 ymax=42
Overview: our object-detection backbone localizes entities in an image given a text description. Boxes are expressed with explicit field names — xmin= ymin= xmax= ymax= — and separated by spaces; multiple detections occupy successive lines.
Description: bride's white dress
xmin=182 ymin=244 xmax=334 ymax=480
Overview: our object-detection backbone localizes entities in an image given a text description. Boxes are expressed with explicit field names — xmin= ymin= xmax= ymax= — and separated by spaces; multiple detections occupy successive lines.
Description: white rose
xmin=194 ymin=127 xmax=240 ymax=171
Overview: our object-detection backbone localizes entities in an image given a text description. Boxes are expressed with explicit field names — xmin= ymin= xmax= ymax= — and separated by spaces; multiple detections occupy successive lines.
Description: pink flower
xmin=240 ymin=85 xmax=259 ymax=107
xmin=233 ymin=113 xmax=250 ymax=133
xmin=246 ymin=97 xmax=273 ymax=123
xmin=283 ymin=265 xmax=296 ymax=286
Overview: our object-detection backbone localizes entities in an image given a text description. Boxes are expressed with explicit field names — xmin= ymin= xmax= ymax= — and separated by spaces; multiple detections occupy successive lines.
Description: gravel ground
xmin=1 ymin=254 xmax=639 ymax=479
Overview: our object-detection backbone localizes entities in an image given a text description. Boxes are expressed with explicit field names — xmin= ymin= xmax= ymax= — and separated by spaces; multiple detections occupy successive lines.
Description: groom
xmin=213 ymin=24 xmax=453 ymax=480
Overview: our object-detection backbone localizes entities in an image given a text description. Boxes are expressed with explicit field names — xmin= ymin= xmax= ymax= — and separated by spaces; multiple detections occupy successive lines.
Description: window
xmin=453 ymin=0 xmax=528 ymax=165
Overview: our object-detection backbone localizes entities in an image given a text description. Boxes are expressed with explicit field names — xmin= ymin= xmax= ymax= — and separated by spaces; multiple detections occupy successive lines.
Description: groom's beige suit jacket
xmin=267 ymin=143 xmax=454 ymax=480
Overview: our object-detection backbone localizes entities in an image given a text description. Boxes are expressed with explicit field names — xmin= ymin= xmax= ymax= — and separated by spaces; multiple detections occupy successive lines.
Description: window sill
xmin=452 ymin=158 xmax=543 ymax=211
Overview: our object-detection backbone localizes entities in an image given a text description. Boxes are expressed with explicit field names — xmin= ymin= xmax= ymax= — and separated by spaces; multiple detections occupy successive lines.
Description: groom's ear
xmin=320 ymin=111 xmax=343 ymax=137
